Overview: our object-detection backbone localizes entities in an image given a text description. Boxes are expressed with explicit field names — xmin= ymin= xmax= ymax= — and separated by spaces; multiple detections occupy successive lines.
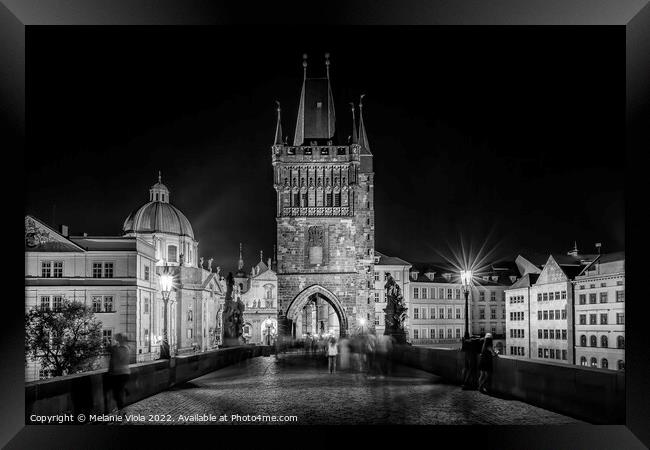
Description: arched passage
xmin=286 ymin=285 xmax=348 ymax=338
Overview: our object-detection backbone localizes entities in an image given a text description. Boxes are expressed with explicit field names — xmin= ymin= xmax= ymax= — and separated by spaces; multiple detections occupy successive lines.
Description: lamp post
xmin=460 ymin=270 xmax=473 ymax=341
xmin=359 ymin=317 xmax=366 ymax=335
xmin=159 ymin=266 xmax=173 ymax=360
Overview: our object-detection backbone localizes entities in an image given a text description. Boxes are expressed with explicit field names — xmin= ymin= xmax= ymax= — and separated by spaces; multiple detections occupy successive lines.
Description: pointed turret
xmin=292 ymin=53 xmax=337 ymax=146
xmin=358 ymin=94 xmax=371 ymax=154
xmin=238 ymin=242 xmax=244 ymax=271
xmin=350 ymin=102 xmax=358 ymax=144
xmin=274 ymin=101 xmax=283 ymax=145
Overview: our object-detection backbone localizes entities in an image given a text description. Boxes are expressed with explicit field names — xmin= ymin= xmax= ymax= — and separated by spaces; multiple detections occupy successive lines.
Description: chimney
xmin=59 ymin=224 xmax=69 ymax=237
xmin=83 ymin=232 xmax=88 ymax=237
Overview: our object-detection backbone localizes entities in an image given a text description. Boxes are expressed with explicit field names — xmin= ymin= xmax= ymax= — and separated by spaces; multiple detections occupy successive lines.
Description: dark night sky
xmin=25 ymin=27 xmax=624 ymax=273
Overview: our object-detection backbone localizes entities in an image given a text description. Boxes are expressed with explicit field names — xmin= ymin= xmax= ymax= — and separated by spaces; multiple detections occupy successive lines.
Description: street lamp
xmin=159 ymin=266 xmax=173 ymax=359
xmin=359 ymin=317 xmax=367 ymax=335
xmin=460 ymin=269 xmax=473 ymax=340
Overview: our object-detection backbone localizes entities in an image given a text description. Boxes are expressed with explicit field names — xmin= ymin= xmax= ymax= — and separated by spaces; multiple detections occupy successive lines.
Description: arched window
xmin=580 ymin=356 xmax=587 ymax=366
xmin=617 ymin=360 xmax=625 ymax=370
xmin=580 ymin=335 xmax=587 ymax=347
xmin=590 ymin=357 xmax=598 ymax=368
xmin=167 ymin=245 xmax=178 ymax=263
xmin=601 ymin=358 xmax=608 ymax=369
xmin=601 ymin=335 xmax=608 ymax=348
xmin=590 ymin=335 xmax=597 ymax=347
xmin=617 ymin=336 xmax=625 ymax=349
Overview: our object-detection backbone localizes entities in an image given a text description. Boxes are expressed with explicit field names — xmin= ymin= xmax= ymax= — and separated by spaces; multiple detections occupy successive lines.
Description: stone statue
xmin=383 ymin=272 xmax=408 ymax=344
xmin=222 ymin=272 xmax=246 ymax=346
xmin=179 ymin=253 xmax=185 ymax=265
xmin=199 ymin=256 xmax=204 ymax=268
xmin=208 ymin=258 xmax=213 ymax=272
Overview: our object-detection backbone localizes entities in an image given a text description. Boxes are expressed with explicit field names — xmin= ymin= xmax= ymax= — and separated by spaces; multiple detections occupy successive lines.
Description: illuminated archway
xmin=286 ymin=285 xmax=348 ymax=338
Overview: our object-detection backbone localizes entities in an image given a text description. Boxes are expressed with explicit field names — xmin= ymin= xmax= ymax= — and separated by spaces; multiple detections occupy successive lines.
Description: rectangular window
xmin=600 ymin=313 xmax=608 ymax=325
xmin=589 ymin=314 xmax=597 ymax=325
xmin=421 ymin=308 xmax=427 ymax=320
xmin=93 ymin=262 xmax=103 ymax=278
xmin=334 ymin=192 xmax=341 ymax=207
xmin=549 ymin=310 xmax=554 ymax=320
xmin=447 ymin=308 xmax=453 ymax=319
xmin=490 ymin=309 xmax=496 ymax=319
xmin=490 ymin=291 xmax=496 ymax=301
xmin=144 ymin=295 xmax=150 ymax=314
xmin=538 ymin=329 xmax=543 ymax=339
xmin=543 ymin=293 xmax=548 ymax=301
xmin=549 ymin=292 xmax=554 ymax=301
xmin=616 ymin=313 xmax=624 ymax=325
xmin=104 ymin=263 xmax=114 ymax=278
xmin=456 ymin=328 xmax=461 ymax=338
xmin=616 ymin=291 xmax=624 ymax=302
xmin=579 ymin=294 xmax=586 ymax=305
xmin=562 ymin=350 xmax=567 ymax=360
xmin=41 ymin=261 xmax=52 ymax=278
xmin=479 ymin=309 xmax=485 ymax=320
xmin=420 ymin=328 xmax=427 ymax=339
xmin=439 ymin=308 xmax=445 ymax=319
xmin=538 ymin=348 xmax=543 ymax=358
xmin=448 ymin=328 xmax=453 ymax=338
xmin=555 ymin=329 xmax=561 ymax=339
xmin=456 ymin=289 xmax=461 ymax=299
xmin=544 ymin=349 xmax=549 ymax=358
xmin=521 ymin=329 xmax=525 ymax=338
xmin=92 ymin=296 xmax=102 ymax=313
xmin=543 ymin=311 xmax=548 ymax=320
xmin=562 ymin=309 xmax=567 ymax=320
xmin=439 ymin=329 xmax=444 ymax=339
xmin=430 ymin=308 xmax=436 ymax=319
xmin=374 ymin=292 xmax=379 ymax=303
xmin=413 ymin=308 xmax=419 ymax=319
xmin=480 ymin=292 xmax=485 ymax=301
xmin=53 ymin=261 xmax=63 ymax=278
xmin=374 ymin=272 xmax=380 ymax=281
xmin=413 ymin=329 xmax=419 ymax=339
xmin=589 ymin=293 xmax=596 ymax=304
xmin=550 ymin=349 xmax=555 ymax=359
xmin=543 ymin=329 xmax=548 ymax=339
xmin=562 ymin=329 xmax=567 ymax=340
xmin=421 ymin=288 xmax=427 ymax=299
xmin=40 ymin=296 xmax=50 ymax=311
xmin=538 ymin=311 xmax=542 ymax=320
xmin=144 ymin=265 xmax=150 ymax=281
xmin=456 ymin=308 xmax=461 ymax=319
xmin=510 ymin=329 xmax=514 ymax=338
xmin=549 ymin=329 xmax=554 ymax=340
xmin=413 ymin=288 xmax=419 ymax=299
xmin=439 ymin=288 xmax=444 ymax=299
xmin=561 ymin=290 xmax=567 ymax=299
xmin=430 ymin=328 xmax=435 ymax=339
xmin=537 ymin=293 xmax=542 ymax=302
xmin=510 ymin=312 xmax=514 ymax=321
xmin=555 ymin=291 xmax=560 ymax=300
xmin=102 ymin=329 xmax=112 ymax=346
xmin=187 ymin=329 xmax=193 ymax=339
xmin=600 ymin=292 xmax=608 ymax=303
xmin=104 ymin=296 xmax=114 ymax=312
xmin=447 ymin=289 xmax=453 ymax=299
xmin=579 ymin=314 xmax=586 ymax=325
xmin=302 ymin=193 xmax=309 ymax=207
xmin=52 ymin=295 xmax=63 ymax=311
xmin=326 ymin=193 xmax=333 ymax=207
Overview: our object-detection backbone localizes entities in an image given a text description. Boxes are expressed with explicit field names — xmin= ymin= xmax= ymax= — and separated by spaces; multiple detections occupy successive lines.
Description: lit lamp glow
xmin=359 ymin=317 xmax=367 ymax=334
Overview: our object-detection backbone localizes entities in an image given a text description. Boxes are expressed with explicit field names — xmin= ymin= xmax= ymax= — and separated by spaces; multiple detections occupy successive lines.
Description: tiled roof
xmin=375 ymin=251 xmax=410 ymax=266
xmin=69 ymin=237 xmax=138 ymax=251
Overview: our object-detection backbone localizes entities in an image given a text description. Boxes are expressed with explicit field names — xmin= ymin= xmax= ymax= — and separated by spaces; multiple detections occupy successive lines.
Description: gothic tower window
xmin=308 ymin=226 xmax=324 ymax=265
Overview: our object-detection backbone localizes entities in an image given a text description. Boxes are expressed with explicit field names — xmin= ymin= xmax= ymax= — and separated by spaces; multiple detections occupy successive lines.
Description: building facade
xmin=25 ymin=177 xmax=225 ymax=381
xmin=273 ymin=55 xmax=375 ymax=338
xmin=573 ymin=252 xmax=625 ymax=370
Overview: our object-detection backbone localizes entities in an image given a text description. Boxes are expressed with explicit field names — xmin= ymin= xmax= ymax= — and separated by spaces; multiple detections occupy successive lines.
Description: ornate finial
xmin=158 ymin=170 xmax=162 ymax=183
xmin=325 ymin=53 xmax=330 ymax=78
xmin=260 ymin=250 xmax=264 ymax=262
xmin=360 ymin=93 xmax=366 ymax=108
xmin=238 ymin=243 xmax=244 ymax=271
xmin=302 ymin=53 xmax=308 ymax=79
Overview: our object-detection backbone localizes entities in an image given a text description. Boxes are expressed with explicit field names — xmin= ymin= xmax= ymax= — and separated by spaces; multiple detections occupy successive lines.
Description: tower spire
xmin=158 ymin=170 xmax=162 ymax=184
xmin=238 ymin=243 xmax=244 ymax=270
xmin=260 ymin=250 xmax=264 ymax=262
xmin=325 ymin=53 xmax=335 ymax=139
xmin=293 ymin=54 xmax=307 ymax=146
xmin=274 ymin=101 xmax=283 ymax=145
xmin=350 ymin=102 xmax=358 ymax=144
xmin=358 ymin=94 xmax=371 ymax=153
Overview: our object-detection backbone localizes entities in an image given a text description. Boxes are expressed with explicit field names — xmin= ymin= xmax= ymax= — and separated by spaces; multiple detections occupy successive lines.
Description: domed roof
xmin=123 ymin=202 xmax=194 ymax=239
xmin=122 ymin=173 xmax=194 ymax=239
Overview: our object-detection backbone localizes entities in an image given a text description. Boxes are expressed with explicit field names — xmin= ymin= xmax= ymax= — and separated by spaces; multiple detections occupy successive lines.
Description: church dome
xmin=122 ymin=173 xmax=195 ymax=239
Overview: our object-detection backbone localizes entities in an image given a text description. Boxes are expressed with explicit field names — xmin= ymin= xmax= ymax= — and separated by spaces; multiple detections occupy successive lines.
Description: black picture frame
xmin=2 ymin=0 xmax=648 ymax=448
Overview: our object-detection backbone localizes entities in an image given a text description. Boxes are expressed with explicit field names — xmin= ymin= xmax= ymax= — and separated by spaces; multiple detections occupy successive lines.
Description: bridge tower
xmin=271 ymin=53 xmax=375 ymax=338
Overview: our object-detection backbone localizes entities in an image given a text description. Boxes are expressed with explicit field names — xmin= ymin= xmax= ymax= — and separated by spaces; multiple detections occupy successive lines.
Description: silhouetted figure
xmin=327 ymin=338 xmax=338 ymax=374
xmin=338 ymin=337 xmax=351 ymax=370
xmin=478 ymin=333 xmax=498 ymax=394
xmin=461 ymin=336 xmax=482 ymax=390
xmin=376 ymin=334 xmax=394 ymax=377
xmin=107 ymin=333 xmax=131 ymax=411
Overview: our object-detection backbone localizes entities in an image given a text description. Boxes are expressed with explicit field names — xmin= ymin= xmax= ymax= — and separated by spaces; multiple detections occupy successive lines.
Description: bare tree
xmin=25 ymin=299 xmax=104 ymax=377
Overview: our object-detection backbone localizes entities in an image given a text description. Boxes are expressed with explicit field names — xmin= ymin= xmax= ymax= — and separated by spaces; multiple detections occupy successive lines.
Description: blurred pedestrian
xmin=478 ymin=333 xmax=498 ymax=394
xmin=338 ymin=337 xmax=350 ymax=370
xmin=327 ymin=337 xmax=338 ymax=374
xmin=107 ymin=333 xmax=131 ymax=412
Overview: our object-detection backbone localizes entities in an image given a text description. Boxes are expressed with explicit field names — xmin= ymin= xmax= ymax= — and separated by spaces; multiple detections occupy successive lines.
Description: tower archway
xmin=285 ymin=285 xmax=348 ymax=338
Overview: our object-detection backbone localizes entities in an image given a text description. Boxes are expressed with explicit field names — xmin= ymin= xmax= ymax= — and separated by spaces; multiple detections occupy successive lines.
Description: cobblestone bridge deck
xmin=118 ymin=352 xmax=582 ymax=425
